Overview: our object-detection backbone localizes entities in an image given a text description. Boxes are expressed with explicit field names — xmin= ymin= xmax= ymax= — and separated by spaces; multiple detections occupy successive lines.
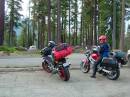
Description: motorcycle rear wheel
xmin=58 ymin=67 xmax=70 ymax=81
xmin=106 ymin=68 xmax=120 ymax=80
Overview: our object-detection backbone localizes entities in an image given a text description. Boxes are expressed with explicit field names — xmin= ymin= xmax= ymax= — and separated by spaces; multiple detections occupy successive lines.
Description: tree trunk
xmin=80 ymin=14 xmax=83 ymax=46
xmin=38 ymin=19 xmax=41 ymax=49
xmin=28 ymin=0 xmax=31 ymax=47
xmin=57 ymin=0 xmax=61 ymax=43
xmin=93 ymin=0 xmax=98 ymax=45
xmin=9 ymin=0 xmax=14 ymax=46
xmin=75 ymin=0 xmax=78 ymax=45
xmin=69 ymin=0 xmax=71 ymax=44
xmin=74 ymin=20 xmax=76 ymax=46
xmin=41 ymin=16 xmax=45 ymax=48
xmin=64 ymin=16 xmax=67 ymax=43
xmin=120 ymin=0 xmax=125 ymax=51
xmin=52 ymin=17 xmax=56 ymax=42
xmin=0 ymin=0 xmax=5 ymax=45
xmin=82 ymin=19 xmax=85 ymax=47
xmin=48 ymin=0 xmax=51 ymax=41
xmin=112 ymin=0 xmax=116 ymax=50
xmin=90 ymin=1 xmax=94 ymax=46
xmin=32 ymin=1 xmax=36 ymax=45
xmin=61 ymin=16 xmax=64 ymax=42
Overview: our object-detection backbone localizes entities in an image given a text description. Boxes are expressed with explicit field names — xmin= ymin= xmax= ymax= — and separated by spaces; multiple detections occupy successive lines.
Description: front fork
xmin=42 ymin=57 xmax=54 ymax=70
xmin=52 ymin=61 xmax=71 ymax=74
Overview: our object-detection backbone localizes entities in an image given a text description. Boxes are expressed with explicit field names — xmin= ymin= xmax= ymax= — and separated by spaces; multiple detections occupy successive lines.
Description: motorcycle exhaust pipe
xmin=102 ymin=69 xmax=111 ymax=74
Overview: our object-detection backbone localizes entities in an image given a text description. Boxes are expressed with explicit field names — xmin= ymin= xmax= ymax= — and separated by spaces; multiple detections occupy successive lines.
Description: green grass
xmin=0 ymin=45 xmax=41 ymax=56
xmin=12 ymin=50 xmax=41 ymax=57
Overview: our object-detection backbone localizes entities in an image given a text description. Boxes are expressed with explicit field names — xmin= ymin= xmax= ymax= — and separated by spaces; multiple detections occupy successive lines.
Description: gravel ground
xmin=0 ymin=68 xmax=130 ymax=97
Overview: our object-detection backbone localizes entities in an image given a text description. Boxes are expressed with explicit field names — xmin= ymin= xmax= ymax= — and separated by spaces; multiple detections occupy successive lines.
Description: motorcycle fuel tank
xmin=91 ymin=53 xmax=100 ymax=61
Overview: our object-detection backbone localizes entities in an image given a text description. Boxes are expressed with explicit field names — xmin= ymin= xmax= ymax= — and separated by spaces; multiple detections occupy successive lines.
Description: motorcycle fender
xmin=81 ymin=59 xmax=89 ymax=64
xmin=114 ymin=62 xmax=120 ymax=69
xmin=63 ymin=63 xmax=70 ymax=68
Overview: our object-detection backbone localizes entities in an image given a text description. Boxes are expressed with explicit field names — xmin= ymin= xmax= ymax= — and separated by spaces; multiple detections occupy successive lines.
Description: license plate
xmin=63 ymin=63 xmax=70 ymax=67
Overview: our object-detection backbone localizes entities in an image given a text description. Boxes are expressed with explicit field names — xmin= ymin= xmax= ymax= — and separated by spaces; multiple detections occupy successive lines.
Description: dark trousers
xmin=92 ymin=57 xmax=102 ymax=76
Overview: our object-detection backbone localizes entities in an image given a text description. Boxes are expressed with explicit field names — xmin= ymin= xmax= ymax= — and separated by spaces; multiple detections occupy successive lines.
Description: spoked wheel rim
xmin=107 ymin=70 xmax=117 ymax=79
xmin=58 ymin=67 xmax=66 ymax=80
xmin=80 ymin=62 xmax=90 ymax=73
xmin=106 ymin=68 xmax=120 ymax=80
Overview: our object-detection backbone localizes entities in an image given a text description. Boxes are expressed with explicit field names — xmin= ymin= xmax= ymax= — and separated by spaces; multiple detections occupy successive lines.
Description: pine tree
xmin=0 ymin=0 xmax=5 ymax=45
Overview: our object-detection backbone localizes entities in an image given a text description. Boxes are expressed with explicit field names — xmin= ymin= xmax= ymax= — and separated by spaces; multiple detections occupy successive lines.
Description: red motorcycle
xmin=41 ymin=43 xmax=73 ymax=81
xmin=80 ymin=46 xmax=120 ymax=80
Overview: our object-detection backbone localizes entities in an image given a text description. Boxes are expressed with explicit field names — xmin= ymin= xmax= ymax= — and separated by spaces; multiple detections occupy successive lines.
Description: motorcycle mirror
xmin=85 ymin=46 xmax=88 ymax=50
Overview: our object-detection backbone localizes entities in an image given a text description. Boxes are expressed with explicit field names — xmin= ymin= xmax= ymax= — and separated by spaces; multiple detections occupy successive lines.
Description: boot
xmin=90 ymin=75 xmax=96 ymax=78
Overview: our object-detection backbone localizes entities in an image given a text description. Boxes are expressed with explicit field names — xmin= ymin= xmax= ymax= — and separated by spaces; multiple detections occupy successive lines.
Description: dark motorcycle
xmin=80 ymin=46 xmax=120 ymax=80
xmin=41 ymin=43 xmax=73 ymax=81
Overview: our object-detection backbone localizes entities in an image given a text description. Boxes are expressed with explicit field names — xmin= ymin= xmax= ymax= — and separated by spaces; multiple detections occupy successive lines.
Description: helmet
xmin=92 ymin=46 xmax=99 ymax=53
xmin=99 ymin=35 xmax=107 ymax=43
xmin=48 ymin=41 xmax=56 ymax=48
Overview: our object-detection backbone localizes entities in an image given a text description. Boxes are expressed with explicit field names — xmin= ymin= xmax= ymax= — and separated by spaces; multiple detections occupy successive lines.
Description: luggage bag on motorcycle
xmin=53 ymin=43 xmax=73 ymax=61
xmin=101 ymin=58 xmax=118 ymax=68
xmin=114 ymin=51 xmax=127 ymax=65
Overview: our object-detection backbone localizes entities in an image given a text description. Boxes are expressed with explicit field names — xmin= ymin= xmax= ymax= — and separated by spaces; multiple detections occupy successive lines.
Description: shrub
xmin=0 ymin=46 xmax=16 ymax=53
xmin=15 ymin=46 xmax=27 ymax=51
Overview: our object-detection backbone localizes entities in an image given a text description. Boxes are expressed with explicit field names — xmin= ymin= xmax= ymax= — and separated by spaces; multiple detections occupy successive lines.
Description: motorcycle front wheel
xmin=80 ymin=61 xmax=90 ymax=73
xmin=58 ymin=67 xmax=70 ymax=81
xmin=42 ymin=62 xmax=52 ymax=73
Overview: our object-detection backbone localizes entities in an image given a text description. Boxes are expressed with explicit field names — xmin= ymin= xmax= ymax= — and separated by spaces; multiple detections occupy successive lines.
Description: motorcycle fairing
xmin=82 ymin=58 xmax=89 ymax=64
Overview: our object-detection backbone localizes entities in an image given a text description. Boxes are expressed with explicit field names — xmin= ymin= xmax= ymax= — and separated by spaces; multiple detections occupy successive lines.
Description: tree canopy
xmin=0 ymin=0 xmax=129 ymax=51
